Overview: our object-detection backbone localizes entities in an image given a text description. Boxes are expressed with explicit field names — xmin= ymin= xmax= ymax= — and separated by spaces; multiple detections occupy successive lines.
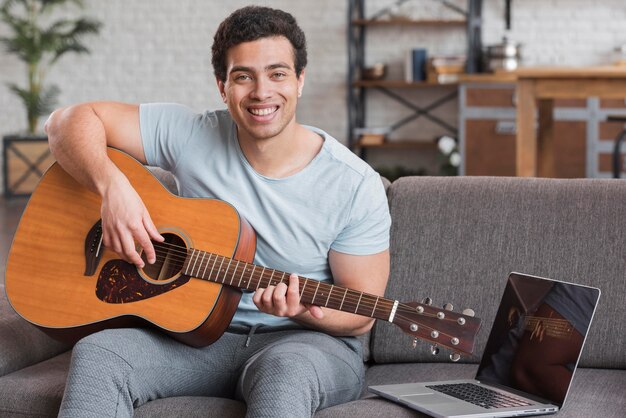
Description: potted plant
xmin=1 ymin=0 xmax=101 ymax=196
xmin=1 ymin=0 xmax=102 ymax=134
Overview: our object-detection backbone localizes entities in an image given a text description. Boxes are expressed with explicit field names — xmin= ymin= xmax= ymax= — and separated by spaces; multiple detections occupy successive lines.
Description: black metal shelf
xmin=347 ymin=0 xmax=483 ymax=160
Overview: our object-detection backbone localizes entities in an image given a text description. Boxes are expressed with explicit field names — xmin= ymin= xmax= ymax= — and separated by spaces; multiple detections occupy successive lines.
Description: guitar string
xmin=144 ymin=248 xmax=469 ymax=322
xmin=138 ymin=243 xmax=473 ymax=323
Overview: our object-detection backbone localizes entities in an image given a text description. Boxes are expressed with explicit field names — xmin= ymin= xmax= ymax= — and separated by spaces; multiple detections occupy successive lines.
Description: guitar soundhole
xmin=141 ymin=233 xmax=188 ymax=281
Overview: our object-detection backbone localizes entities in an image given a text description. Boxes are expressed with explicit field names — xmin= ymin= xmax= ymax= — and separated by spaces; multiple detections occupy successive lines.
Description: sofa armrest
xmin=0 ymin=285 xmax=71 ymax=377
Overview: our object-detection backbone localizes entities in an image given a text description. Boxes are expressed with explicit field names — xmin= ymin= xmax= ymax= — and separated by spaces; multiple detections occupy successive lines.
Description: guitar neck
xmin=183 ymin=249 xmax=396 ymax=322
xmin=523 ymin=315 xmax=573 ymax=339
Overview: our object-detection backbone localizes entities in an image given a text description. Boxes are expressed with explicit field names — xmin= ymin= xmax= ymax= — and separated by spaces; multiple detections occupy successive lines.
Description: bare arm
xmin=45 ymin=102 xmax=163 ymax=267
xmin=253 ymin=248 xmax=390 ymax=336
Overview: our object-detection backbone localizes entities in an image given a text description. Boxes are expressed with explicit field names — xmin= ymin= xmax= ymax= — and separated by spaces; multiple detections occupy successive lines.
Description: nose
xmin=250 ymin=77 xmax=272 ymax=101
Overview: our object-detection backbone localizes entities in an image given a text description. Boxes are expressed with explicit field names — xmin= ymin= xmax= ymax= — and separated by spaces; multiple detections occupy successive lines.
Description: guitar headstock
xmin=391 ymin=298 xmax=481 ymax=361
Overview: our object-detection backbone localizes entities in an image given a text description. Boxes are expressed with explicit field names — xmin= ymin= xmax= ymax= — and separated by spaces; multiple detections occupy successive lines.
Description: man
xmin=46 ymin=6 xmax=391 ymax=417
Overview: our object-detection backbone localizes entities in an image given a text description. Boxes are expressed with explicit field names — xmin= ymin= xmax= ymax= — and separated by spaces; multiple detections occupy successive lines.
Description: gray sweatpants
xmin=58 ymin=326 xmax=365 ymax=418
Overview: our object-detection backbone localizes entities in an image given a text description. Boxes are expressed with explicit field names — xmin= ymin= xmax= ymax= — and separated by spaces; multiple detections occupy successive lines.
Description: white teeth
xmin=249 ymin=107 xmax=277 ymax=116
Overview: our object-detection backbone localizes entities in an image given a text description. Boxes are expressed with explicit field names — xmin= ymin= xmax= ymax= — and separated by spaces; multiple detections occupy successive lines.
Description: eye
xmin=234 ymin=74 xmax=251 ymax=81
xmin=271 ymin=72 xmax=287 ymax=79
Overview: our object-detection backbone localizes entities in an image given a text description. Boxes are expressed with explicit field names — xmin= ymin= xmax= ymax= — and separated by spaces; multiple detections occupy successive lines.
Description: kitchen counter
xmin=460 ymin=66 xmax=626 ymax=177
xmin=513 ymin=66 xmax=626 ymax=177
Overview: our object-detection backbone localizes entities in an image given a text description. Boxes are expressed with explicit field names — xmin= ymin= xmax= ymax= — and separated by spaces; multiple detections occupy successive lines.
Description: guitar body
xmin=5 ymin=148 xmax=256 ymax=347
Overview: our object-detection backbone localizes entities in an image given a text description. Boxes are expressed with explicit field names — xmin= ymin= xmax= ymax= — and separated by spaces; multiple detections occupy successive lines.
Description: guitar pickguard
xmin=95 ymin=260 xmax=190 ymax=303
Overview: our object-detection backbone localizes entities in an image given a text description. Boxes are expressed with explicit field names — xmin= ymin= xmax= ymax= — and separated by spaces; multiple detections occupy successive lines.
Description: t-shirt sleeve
xmin=139 ymin=103 xmax=200 ymax=170
xmin=331 ymin=171 xmax=391 ymax=255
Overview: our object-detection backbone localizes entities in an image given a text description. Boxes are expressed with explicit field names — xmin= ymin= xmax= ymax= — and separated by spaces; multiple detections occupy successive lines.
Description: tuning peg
xmin=443 ymin=303 xmax=454 ymax=311
xmin=450 ymin=352 xmax=461 ymax=362
xmin=462 ymin=308 xmax=475 ymax=317
xmin=422 ymin=297 xmax=433 ymax=305
xmin=430 ymin=344 xmax=440 ymax=355
xmin=412 ymin=338 xmax=418 ymax=349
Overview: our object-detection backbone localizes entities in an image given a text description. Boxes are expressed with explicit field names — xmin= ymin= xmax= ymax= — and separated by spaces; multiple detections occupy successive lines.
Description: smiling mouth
xmin=248 ymin=106 xmax=278 ymax=116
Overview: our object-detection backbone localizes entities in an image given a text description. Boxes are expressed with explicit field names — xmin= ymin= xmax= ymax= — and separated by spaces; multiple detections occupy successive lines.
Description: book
xmin=405 ymin=48 xmax=428 ymax=82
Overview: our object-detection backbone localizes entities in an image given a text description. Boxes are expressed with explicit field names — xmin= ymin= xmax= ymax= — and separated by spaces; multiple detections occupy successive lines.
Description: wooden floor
xmin=0 ymin=197 xmax=28 ymax=283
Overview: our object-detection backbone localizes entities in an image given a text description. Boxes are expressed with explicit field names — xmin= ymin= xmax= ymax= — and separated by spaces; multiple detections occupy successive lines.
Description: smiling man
xmin=46 ymin=6 xmax=391 ymax=418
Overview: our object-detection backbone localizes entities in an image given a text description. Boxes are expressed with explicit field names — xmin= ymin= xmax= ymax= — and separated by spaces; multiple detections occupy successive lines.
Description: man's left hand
xmin=252 ymin=273 xmax=324 ymax=319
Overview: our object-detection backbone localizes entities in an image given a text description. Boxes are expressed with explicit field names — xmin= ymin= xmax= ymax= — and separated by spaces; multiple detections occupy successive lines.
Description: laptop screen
xmin=475 ymin=273 xmax=600 ymax=407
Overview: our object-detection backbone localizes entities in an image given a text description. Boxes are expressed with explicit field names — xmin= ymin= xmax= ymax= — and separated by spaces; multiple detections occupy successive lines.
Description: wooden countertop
xmin=513 ymin=66 xmax=626 ymax=78
xmin=458 ymin=72 xmax=517 ymax=83
xmin=459 ymin=66 xmax=626 ymax=84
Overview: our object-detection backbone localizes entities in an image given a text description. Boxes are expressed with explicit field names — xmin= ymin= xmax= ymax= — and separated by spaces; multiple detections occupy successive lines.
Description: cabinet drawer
xmin=464 ymin=120 xmax=586 ymax=177
xmin=600 ymin=99 xmax=626 ymax=109
xmin=599 ymin=120 xmax=626 ymax=140
xmin=464 ymin=120 xmax=516 ymax=176
xmin=599 ymin=153 xmax=626 ymax=175
xmin=465 ymin=88 xmax=515 ymax=108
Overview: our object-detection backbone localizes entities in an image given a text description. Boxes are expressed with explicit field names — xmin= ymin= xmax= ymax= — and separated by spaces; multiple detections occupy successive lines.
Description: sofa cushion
xmin=372 ymin=177 xmax=626 ymax=368
xmin=135 ymin=396 xmax=246 ymax=417
xmin=0 ymin=351 xmax=70 ymax=417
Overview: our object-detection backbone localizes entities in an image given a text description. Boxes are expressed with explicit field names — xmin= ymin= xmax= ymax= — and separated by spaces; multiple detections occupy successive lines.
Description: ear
xmin=297 ymin=69 xmax=305 ymax=97
xmin=217 ymin=79 xmax=227 ymax=103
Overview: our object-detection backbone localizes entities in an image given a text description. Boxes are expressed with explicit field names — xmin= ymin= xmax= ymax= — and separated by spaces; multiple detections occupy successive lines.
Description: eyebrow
xmin=229 ymin=62 xmax=293 ymax=74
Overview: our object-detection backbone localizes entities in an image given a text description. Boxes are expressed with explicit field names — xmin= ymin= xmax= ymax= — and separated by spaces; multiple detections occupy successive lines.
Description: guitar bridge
xmin=84 ymin=220 xmax=104 ymax=276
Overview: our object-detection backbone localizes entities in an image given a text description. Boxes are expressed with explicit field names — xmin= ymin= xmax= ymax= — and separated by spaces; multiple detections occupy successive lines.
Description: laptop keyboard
xmin=426 ymin=383 xmax=532 ymax=409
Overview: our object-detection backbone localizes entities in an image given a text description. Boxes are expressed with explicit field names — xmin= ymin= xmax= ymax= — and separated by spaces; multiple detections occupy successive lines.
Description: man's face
xmin=218 ymin=36 xmax=304 ymax=142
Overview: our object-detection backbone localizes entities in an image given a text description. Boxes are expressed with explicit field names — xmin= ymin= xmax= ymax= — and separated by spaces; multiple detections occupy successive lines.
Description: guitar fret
xmin=300 ymin=278 xmax=308 ymax=299
xmin=339 ymin=288 xmax=348 ymax=311
xmin=354 ymin=292 xmax=363 ymax=314
xmin=183 ymin=249 xmax=192 ymax=275
xmin=189 ymin=249 xmax=199 ymax=275
xmin=280 ymin=271 xmax=286 ymax=284
xmin=311 ymin=281 xmax=321 ymax=304
xmin=246 ymin=265 xmax=256 ymax=290
xmin=237 ymin=263 xmax=247 ymax=288
xmin=224 ymin=258 xmax=233 ymax=284
xmin=208 ymin=253 xmax=219 ymax=281
xmin=325 ymin=285 xmax=333 ymax=307
xmin=201 ymin=252 xmax=212 ymax=279
xmin=371 ymin=296 xmax=379 ymax=318
xmin=215 ymin=257 xmax=225 ymax=283
xmin=269 ymin=270 xmax=276 ymax=286
xmin=230 ymin=260 xmax=240 ymax=285
xmin=195 ymin=252 xmax=206 ymax=277
xmin=256 ymin=267 xmax=266 ymax=289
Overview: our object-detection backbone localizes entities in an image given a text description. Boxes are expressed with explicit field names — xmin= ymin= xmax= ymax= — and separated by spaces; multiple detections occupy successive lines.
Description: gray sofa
xmin=1 ymin=175 xmax=625 ymax=417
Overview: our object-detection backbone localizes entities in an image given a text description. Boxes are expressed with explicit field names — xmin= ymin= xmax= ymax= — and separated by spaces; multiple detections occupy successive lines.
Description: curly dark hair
xmin=211 ymin=6 xmax=307 ymax=83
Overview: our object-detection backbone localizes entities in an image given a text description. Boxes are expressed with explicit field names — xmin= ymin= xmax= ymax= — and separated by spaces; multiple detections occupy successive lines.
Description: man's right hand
xmin=100 ymin=170 xmax=164 ymax=268
xmin=45 ymin=102 xmax=161 ymax=268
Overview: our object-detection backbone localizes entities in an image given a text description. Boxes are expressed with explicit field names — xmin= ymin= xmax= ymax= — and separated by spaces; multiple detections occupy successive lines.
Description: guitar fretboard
xmin=523 ymin=315 xmax=573 ymax=339
xmin=182 ymin=249 xmax=395 ymax=321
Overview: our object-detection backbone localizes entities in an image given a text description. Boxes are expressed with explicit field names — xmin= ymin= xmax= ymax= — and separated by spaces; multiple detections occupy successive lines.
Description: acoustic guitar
xmin=5 ymin=148 xmax=481 ymax=359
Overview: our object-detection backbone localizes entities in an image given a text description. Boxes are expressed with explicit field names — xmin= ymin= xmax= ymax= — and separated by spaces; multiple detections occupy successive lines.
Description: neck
xmin=237 ymin=122 xmax=323 ymax=178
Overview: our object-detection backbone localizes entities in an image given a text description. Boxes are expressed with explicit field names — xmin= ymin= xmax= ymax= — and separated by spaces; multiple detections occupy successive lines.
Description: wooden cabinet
xmin=460 ymin=83 xmax=589 ymax=177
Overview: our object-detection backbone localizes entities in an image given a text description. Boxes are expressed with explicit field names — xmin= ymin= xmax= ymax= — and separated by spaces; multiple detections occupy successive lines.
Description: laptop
xmin=369 ymin=272 xmax=601 ymax=418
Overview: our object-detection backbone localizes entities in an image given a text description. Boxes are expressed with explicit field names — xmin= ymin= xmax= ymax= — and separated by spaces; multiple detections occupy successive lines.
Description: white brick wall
xmin=1 ymin=0 xmax=626 ymax=188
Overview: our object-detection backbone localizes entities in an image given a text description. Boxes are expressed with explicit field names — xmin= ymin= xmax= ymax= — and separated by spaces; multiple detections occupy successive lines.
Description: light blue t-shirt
xmin=139 ymin=103 xmax=391 ymax=327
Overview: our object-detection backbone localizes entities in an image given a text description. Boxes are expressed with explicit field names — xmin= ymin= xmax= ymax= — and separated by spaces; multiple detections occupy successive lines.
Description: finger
xmin=261 ymin=285 xmax=276 ymax=307
xmin=143 ymin=214 xmax=164 ymax=242
xmin=309 ymin=305 xmax=325 ymax=319
xmin=286 ymin=274 xmax=301 ymax=307
xmin=135 ymin=228 xmax=156 ymax=264
xmin=252 ymin=287 xmax=265 ymax=307
xmin=121 ymin=232 xmax=144 ymax=267
xmin=273 ymin=282 xmax=289 ymax=315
